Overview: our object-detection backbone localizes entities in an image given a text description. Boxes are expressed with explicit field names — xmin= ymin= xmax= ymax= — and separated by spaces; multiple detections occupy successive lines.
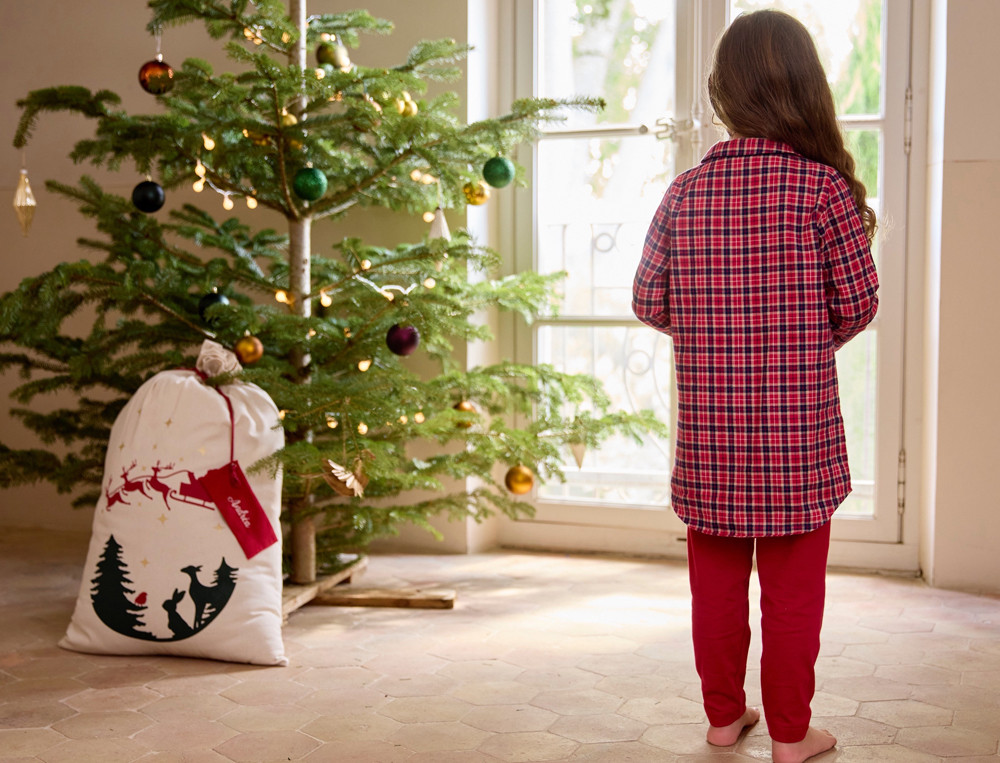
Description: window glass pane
xmin=844 ymin=128 xmax=880 ymax=202
xmin=536 ymin=324 xmax=672 ymax=506
xmin=834 ymin=329 xmax=878 ymax=518
xmin=537 ymin=135 xmax=674 ymax=318
xmin=729 ymin=0 xmax=883 ymax=116
xmin=538 ymin=0 xmax=678 ymax=128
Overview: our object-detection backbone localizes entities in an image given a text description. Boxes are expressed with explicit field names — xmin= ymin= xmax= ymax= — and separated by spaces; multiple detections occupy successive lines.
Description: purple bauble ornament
xmin=386 ymin=324 xmax=420 ymax=356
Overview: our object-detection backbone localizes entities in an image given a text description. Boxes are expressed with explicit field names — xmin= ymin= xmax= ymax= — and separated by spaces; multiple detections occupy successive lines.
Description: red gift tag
xmin=199 ymin=461 xmax=278 ymax=559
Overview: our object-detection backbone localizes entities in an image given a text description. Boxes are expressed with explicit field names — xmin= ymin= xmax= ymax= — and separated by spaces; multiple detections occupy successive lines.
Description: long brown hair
xmin=708 ymin=10 xmax=877 ymax=241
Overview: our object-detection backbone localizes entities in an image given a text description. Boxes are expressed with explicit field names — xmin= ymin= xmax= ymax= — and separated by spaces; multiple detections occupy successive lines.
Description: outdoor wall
xmin=920 ymin=0 xmax=1000 ymax=593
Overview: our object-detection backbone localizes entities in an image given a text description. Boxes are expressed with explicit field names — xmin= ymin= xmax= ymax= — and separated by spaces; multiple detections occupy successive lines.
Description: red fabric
xmin=687 ymin=521 xmax=831 ymax=743
xmin=633 ymin=138 xmax=878 ymax=536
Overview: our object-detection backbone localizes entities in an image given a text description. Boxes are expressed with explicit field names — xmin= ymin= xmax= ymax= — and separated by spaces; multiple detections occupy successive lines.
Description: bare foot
xmin=706 ymin=707 xmax=760 ymax=746
xmin=772 ymin=726 xmax=837 ymax=763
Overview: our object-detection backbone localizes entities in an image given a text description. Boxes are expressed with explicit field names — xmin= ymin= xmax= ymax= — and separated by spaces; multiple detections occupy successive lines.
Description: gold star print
xmin=198 ymin=447 xmax=206 ymax=455
xmin=165 ymin=418 xmax=173 ymax=427
xmin=157 ymin=514 xmax=168 ymax=524
xmin=152 ymin=444 xmax=157 ymax=450
xmin=141 ymin=558 xmax=150 ymax=567
xmin=215 ymin=524 xmax=225 ymax=531
xmin=118 ymin=443 xmax=125 ymax=451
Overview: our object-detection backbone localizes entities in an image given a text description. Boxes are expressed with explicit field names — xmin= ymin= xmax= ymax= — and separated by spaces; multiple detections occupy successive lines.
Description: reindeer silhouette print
xmin=181 ymin=562 xmax=238 ymax=629
xmin=103 ymin=461 xmax=215 ymax=512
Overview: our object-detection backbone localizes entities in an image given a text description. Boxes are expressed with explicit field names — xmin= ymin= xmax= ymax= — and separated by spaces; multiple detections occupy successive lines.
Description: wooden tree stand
xmin=281 ymin=556 xmax=455 ymax=622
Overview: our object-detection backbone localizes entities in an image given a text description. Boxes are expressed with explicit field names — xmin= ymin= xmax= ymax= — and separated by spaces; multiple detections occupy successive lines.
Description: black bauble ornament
xmin=197 ymin=290 xmax=230 ymax=322
xmin=131 ymin=180 xmax=165 ymax=213
xmin=386 ymin=324 xmax=420 ymax=356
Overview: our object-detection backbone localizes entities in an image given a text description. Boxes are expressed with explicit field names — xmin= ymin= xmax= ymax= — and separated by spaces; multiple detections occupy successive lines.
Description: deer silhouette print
xmin=181 ymin=562 xmax=238 ymax=629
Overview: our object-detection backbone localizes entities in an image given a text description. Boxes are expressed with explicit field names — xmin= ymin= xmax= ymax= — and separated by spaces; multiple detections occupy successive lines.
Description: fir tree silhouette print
xmin=91 ymin=535 xmax=238 ymax=641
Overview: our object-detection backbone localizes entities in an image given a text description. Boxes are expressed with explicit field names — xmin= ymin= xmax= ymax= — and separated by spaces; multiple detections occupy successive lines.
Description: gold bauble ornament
xmin=280 ymin=110 xmax=298 ymax=126
xmin=233 ymin=335 xmax=264 ymax=364
xmin=453 ymin=400 xmax=476 ymax=428
xmin=463 ymin=181 xmax=490 ymax=206
xmin=504 ymin=465 xmax=535 ymax=495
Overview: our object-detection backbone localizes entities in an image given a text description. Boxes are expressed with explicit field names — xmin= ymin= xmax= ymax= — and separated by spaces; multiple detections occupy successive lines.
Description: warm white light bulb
xmin=360 ymin=259 xmax=372 ymax=270
xmin=414 ymin=411 xmax=425 ymax=423
xmin=399 ymin=415 xmax=408 ymax=424
xmin=358 ymin=359 xmax=372 ymax=372
xmin=326 ymin=416 xmax=338 ymax=429
xmin=194 ymin=160 xmax=207 ymax=178
xmin=222 ymin=194 xmax=234 ymax=210
xmin=422 ymin=211 xmax=435 ymax=223
xmin=320 ymin=291 xmax=332 ymax=307
xmin=192 ymin=179 xmax=205 ymax=193
xmin=423 ymin=277 xmax=436 ymax=289
xmin=410 ymin=169 xmax=423 ymax=182
xmin=275 ymin=290 xmax=289 ymax=304
xmin=357 ymin=422 xmax=369 ymax=435
xmin=246 ymin=196 xmax=258 ymax=209
xmin=202 ymin=134 xmax=215 ymax=151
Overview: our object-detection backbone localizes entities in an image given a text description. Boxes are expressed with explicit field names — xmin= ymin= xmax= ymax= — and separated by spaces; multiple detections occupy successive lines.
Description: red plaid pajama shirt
xmin=632 ymin=138 xmax=879 ymax=537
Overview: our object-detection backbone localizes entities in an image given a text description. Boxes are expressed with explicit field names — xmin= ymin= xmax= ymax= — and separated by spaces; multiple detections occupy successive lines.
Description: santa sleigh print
xmin=104 ymin=460 xmax=216 ymax=511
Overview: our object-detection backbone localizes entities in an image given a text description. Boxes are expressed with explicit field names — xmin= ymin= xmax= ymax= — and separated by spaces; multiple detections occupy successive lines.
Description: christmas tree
xmin=1 ymin=0 xmax=663 ymax=583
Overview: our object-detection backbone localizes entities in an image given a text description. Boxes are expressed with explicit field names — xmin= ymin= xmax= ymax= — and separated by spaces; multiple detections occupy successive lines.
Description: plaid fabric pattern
xmin=632 ymin=138 xmax=879 ymax=537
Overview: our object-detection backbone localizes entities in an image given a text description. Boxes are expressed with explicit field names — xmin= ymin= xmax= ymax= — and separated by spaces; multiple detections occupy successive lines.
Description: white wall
xmin=920 ymin=0 xmax=1000 ymax=593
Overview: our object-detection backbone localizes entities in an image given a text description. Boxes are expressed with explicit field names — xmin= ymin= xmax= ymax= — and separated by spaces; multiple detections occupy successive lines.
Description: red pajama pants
xmin=686 ymin=521 xmax=831 ymax=743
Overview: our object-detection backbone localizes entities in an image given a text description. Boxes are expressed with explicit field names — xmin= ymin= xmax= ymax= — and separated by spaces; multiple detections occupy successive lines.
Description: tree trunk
xmin=287 ymin=0 xmax=317 ymax=584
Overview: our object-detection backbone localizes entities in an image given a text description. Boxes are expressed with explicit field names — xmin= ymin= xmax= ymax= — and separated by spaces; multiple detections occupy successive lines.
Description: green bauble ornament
xmin=292 ymin=167 xmax=328 ymax=201
xmin=483 ymin=156 xmax=515 ymax=188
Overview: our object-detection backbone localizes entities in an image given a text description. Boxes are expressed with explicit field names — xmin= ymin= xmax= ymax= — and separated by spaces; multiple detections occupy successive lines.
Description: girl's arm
xmin=633 ymin=199 xmax=673 ymax=334
xmin=821 ymin=177 xmax=879 ymax=350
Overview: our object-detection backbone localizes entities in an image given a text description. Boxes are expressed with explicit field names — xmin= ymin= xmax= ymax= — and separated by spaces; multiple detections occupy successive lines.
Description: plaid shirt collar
xmin=701 ymin=137 xmax=801 ymax=163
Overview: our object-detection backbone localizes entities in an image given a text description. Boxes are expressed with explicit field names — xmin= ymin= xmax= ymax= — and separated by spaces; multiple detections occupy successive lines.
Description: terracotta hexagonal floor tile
xmin=857 ymin=698 xmax=953 ymax=728
xmin=463 ymin=703 xmax=558 ymax=733
xmin=51 ymin=709 xmax=153 ymax=739
xmin=549 ymin=711 xmax=647 ymax=743
xmin=0 ymin=727 xmax=66 ymax=758
xmin=131 ymin=718 xmax=236 ymax=751
xmin=477 ymin=730 xmax=579 ymax=762
xmin=895 ymin=726 xmax=999 ymax=757
xmin=387 ymin=720 xmax=490 ymax=753
xmin=300 ymin=711 xmax=402 ymax=743
xmin=140 ymin=693 xmax=237 ymax=723
xmin=34 ymin=737 xmax=150 ymax=763
xmin=531 ymin=687 xmax=623 ymax=716
xmin=377 ymin=694 xmax=473 ymax=723
xmin=219 ymin=702 xmax=317 ymax=732
xmin=0 ymin=699 xmax=76 ymax=729
xmin=618 ymin=695 xmax=705 ymax=725
xmin=214 ymin=729 xmax=320 ymax=762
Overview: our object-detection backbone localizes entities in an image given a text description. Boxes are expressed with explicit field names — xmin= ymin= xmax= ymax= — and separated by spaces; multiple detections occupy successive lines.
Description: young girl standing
xmin=632 ymin=10 xmax=878 ymax=763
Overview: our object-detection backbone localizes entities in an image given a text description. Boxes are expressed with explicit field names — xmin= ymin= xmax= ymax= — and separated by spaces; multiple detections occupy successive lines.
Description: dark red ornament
xmin=138 ymin=57 xmax=174 ymax=95
xmin=386 ymin=324 xmax=420 ymax=356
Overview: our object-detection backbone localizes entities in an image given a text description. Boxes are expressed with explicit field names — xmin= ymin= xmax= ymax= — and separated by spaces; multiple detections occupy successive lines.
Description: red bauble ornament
xmin=386 ymin=324 xmax=420 ymax=356
xmin=138 ymin=57 xmax=175 ymax=95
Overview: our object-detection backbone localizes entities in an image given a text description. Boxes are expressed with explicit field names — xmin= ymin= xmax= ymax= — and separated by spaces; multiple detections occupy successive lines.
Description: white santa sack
xmin=61 ymin=341 xmax=287 ymax=665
